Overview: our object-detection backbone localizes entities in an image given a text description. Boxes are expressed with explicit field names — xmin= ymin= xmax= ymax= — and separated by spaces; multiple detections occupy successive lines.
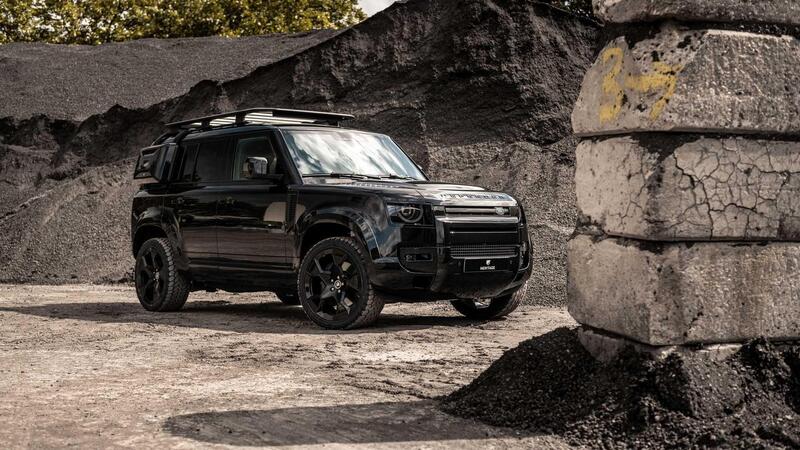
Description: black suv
xmin=132 ymin=108 xmax=531 ymax=329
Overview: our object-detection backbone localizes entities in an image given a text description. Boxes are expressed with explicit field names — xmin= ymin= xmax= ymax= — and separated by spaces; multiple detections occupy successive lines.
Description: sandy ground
xmin=0 ymin=284 xmax=575 ymax=449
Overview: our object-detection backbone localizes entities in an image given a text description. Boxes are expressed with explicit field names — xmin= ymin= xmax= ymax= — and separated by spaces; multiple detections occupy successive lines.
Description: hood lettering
xmin=433 ymin=192 xmax=513 ymax=201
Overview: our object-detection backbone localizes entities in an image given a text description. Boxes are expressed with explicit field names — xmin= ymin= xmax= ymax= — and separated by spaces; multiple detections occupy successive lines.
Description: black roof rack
xmin=166 ymin=108 xmax=355 ymax=130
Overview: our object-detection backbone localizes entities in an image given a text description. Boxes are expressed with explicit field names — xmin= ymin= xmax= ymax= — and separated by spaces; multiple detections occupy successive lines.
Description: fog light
xmin=405 ymin=253 xmax=432 ymax=262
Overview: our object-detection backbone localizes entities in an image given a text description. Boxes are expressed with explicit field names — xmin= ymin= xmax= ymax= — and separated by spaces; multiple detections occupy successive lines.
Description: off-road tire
xmin=275 ymin=291 xmax=300 ymax=305
xmin=298 ymin=237 xmax=384 ymax=330
xmin=135 ymin=237 xmax=190 ymax=312
xmin=451 ymin=288 xmax=524 ymax=321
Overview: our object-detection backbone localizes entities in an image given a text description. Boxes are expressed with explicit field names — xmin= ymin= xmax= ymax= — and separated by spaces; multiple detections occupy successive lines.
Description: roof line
xmin=166 ymin=107 xmax=355 ymax=130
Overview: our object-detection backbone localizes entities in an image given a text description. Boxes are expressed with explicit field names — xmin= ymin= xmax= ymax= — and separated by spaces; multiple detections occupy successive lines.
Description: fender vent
xmin=286 ymin=192 xmax=298 ymax=230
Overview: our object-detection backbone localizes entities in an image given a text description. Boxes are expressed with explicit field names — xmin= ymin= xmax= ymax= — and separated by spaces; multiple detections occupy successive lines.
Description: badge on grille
xmin=495 ymin=207 xmax=508 ymax=216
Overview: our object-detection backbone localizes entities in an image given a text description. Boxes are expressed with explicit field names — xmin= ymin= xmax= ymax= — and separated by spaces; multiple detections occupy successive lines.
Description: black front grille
xmin=451 ymin=244 xmax=518 ymax=258
xmin=448 ymin=229 xmax=519 ymax=245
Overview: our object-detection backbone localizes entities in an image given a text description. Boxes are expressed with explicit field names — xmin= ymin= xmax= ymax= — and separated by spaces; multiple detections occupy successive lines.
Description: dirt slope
xmin=0 ymin=0 xmax=598 ymax=305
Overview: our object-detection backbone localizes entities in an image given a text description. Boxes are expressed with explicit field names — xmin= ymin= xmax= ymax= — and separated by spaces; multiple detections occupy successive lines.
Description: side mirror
xmin=243 ymin=157 xmax=270 ymax=179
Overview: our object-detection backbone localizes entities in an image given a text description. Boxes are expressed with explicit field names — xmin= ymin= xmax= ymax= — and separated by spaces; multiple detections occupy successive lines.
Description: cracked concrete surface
xmin=569 ymin=0 xmax=800 ymax=349
xmin=595 ymin=0 xmax=800 ymax=25
xmin=572 ymin=26 xmax=800 ymax=136
xmin=568 ymin=234 xmax=800 ymax=346
xmin=576 ymin=135 xmax=800 ymax=240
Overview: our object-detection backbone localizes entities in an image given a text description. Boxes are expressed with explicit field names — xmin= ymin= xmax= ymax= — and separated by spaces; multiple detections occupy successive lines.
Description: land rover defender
xmin=131 ymin=108 xmax=532 ymax=329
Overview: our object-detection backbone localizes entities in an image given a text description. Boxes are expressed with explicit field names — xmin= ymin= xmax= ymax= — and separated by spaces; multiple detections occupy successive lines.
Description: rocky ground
xmin=0 ymin=284 xmax=575 ymax=449
xmin=0 ymin=0 xmax=598 ymax=306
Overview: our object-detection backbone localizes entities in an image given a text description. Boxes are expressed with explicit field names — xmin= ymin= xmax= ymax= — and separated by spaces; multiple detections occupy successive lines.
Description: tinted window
xmin=179 ymin=144 xmax=198 ymax=182
xmin=233 ymin=135 xmax=282 ymax=180
xmin=194 ymin=139 xmax=231 ymax=183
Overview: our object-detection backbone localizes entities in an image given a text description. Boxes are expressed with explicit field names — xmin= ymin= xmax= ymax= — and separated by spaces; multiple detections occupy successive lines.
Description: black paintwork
xmin=132 ymin=123 xmax=532 ymax=301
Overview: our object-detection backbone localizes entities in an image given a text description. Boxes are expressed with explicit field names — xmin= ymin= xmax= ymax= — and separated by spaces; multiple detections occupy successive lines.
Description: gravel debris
xmin=441 ymin=328 xmax=800 ymax=449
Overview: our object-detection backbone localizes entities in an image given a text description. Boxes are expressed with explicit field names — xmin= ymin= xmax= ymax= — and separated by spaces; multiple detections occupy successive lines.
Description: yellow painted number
xmin=598 ymin=47 xmax=682 ymax=123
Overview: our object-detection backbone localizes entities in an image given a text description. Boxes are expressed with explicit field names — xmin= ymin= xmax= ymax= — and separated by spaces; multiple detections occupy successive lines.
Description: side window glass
xmin=233 ymin=135 xmax=282 ymax=180
xmin=194 ymin=139 xmax=231 ymax=183
xmin=179 ymin=144 xmax=198 ymax=182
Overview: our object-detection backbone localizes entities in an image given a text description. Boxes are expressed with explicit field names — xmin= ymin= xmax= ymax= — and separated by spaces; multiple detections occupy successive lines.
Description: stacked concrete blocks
xmin=569 ymin=0 xmax=800 ymax=354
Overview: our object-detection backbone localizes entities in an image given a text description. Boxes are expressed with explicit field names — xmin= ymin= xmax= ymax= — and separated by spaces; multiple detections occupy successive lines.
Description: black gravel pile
xmin=441 ymin=328 xmax=800 ymax=449
xmin=0 ymin=32 xmax=337 ymax=121
xmin=0 ymin=0 xmax=598 ymax=303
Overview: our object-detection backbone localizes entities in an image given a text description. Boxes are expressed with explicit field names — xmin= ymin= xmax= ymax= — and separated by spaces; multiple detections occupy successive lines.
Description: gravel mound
xmin=0 ymin=0 xmax=598 ymax=305
xmin=441 ymin=328 xmax=800 ymax=449
xmin=0 ymin=32 xmax=337 ymax=121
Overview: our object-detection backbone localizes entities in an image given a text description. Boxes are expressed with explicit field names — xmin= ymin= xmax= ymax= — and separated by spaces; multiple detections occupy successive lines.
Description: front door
xmin=216 ymin=132 xmax=291 ymax=272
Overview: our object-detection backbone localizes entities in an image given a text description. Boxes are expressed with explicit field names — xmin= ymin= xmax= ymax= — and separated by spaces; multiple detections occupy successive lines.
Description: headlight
xmin=388 ymin=204 xmax=424 ymax=224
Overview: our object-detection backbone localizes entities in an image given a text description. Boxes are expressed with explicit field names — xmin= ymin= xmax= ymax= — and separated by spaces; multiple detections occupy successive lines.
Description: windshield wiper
xmin=379 ymin=174 xmax=416 ymax=180
xmin=304 ymin=173 xmax=381 ymax=180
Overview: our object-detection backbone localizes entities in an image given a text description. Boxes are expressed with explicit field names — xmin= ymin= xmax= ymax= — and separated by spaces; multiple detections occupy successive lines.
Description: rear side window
xmin=178 ymin=144 xmax=199 ymax=182
xmin=194 ymin=139 xmax=231 ymax=183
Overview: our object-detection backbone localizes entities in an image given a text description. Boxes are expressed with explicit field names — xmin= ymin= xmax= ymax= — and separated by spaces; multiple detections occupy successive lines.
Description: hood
xmin=302 ymin=178 xmax=517 ymax=206
xmin=408 ymin=182 xmax=517 ymax=206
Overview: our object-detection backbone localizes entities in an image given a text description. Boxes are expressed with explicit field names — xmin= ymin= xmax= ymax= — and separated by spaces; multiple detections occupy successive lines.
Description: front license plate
xmin=463 ymin=257 xmax=514 ymax=273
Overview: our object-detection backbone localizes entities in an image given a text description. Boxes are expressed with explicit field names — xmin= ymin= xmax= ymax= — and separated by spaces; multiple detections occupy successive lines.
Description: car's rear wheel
xmin=135 ymin=237 xmax=190 ymax=312
xmin=275 ymin=291 xmax=300 ymax=305
xmin=298 ymin=237 xmax=384 ymax=330
xmin=451 ymin=289 xmax=524 ymax=321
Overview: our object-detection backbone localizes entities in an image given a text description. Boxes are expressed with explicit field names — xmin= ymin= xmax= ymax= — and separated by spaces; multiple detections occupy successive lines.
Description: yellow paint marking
xmin=599 ymin=48 xmax=625 ymax=123
xmin=598 ymin=47 xmax=683 ymax=123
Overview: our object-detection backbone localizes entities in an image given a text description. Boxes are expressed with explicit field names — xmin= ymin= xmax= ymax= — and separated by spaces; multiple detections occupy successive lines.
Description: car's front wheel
xmin=135 ymin=237 xmax=190 ymax=312
xmin=451 ymin=289 xmax=524 ymax=321
xmin=298 ymin=237 xmax=384 ymax=329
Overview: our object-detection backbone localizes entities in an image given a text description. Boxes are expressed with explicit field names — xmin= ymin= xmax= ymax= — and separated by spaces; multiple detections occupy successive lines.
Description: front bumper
xmin=370 ymin=244 xmax=532 ymax=300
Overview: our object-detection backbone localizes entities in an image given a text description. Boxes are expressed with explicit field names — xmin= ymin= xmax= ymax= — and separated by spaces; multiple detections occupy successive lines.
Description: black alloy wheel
xmin=138 ymin=246 xmax=166 ymax=306
xmin=298 ymin=237 xmax=384 ymax=329
xmin=135 ymin=238 xmax=189 ymax=312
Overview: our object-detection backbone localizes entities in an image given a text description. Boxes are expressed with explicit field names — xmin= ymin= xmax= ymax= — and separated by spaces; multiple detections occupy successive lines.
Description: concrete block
xmin=577 ymin=326 xmax=742 ymax=364
xmin=567 ymin=234 xmax=800 ymax=346
xmin=576 ymin=135 xmax=800 ymax=241
xmin=594 ymin=0 xmax=800 ymax=26
xmin=572 ymin=27 xmax=800 ymax=137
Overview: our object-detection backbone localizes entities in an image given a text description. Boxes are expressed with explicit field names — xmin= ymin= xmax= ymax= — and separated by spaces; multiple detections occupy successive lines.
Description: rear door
xmin=166 ymin=138 xmax=231 ymax=271
xmin=216 ymin=131 xmax=291 ymax=271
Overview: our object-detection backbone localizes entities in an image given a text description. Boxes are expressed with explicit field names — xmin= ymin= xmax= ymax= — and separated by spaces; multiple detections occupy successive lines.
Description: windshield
xmin=281 ymin=129 xmax=426 ymax=180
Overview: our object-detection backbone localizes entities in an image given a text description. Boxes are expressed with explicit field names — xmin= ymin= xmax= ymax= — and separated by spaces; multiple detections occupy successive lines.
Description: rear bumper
xmin=370 ymin=244 xmax=532 ymax=300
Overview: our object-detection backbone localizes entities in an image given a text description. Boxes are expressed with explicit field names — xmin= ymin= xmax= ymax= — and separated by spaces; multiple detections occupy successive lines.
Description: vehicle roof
xmin=180 ymin=124 xmax=380 ymax=141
